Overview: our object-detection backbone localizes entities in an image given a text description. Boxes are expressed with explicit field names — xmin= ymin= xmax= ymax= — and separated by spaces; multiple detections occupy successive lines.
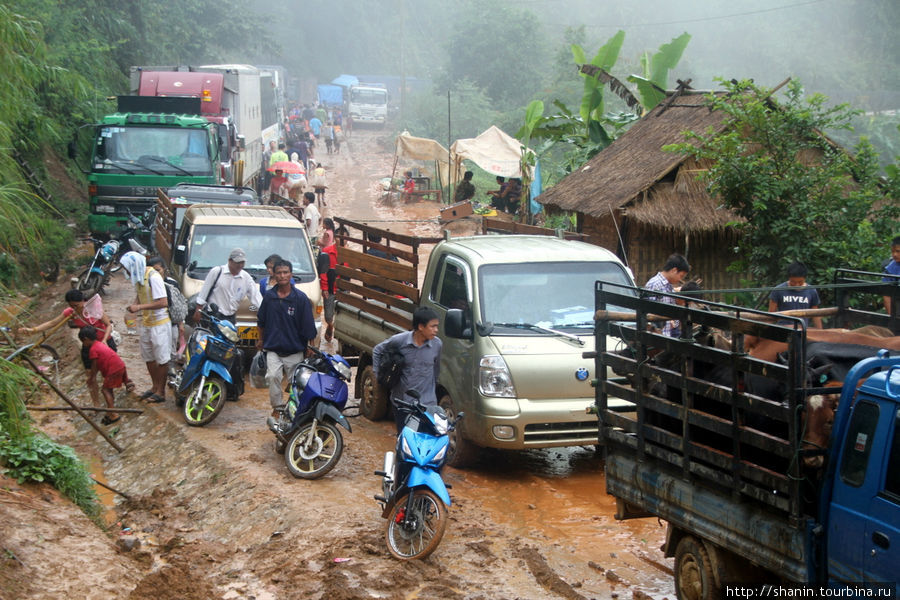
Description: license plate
xmin=239 ymin=326 xmax=259 ymax=340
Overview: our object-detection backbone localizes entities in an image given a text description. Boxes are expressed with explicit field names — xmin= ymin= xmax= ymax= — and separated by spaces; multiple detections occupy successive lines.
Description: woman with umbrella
xmin=267 ymin=160 xmax=305 ymax=204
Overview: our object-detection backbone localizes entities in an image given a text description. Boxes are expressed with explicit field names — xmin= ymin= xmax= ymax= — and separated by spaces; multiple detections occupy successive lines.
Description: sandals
xmin=101 ymin=414 xmax=121 ymax=425
xmin=146 ymin=393 xmax=166 ymax=404
xmin=139 ymin=390 xmax=155 ymax=400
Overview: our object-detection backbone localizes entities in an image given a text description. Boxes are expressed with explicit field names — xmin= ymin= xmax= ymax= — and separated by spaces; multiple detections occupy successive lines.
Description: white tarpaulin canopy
xmin=450 ymin=125 xmax=532 ymax=179
xmin=394 ymin=126 xmax=532 ymax=187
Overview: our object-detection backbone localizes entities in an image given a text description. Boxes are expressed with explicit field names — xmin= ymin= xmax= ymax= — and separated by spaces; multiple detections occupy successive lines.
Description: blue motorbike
xmin=174 ymin=303 xmax=244 ymax=426
xmin=375 ymin=391 xmax=464 ymax=560
xmin=267 ymin=347 xmax=352 ymax=479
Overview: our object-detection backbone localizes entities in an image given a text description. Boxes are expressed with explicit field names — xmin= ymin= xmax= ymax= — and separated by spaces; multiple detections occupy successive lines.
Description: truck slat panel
xmin=337 ymin=246 xmax=418 ymax=283
xmin=335 ymin=293 xmax=412 ymax=331
xmin=335 ymin=265 xmax=420 ymax=302
xmin=336 ymin=278 xmax=418 ymax=310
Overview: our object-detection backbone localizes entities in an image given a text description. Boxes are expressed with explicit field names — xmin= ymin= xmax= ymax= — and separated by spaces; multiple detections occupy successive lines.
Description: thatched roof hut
xmin=537 ymin=92 xmax=744 ymax=288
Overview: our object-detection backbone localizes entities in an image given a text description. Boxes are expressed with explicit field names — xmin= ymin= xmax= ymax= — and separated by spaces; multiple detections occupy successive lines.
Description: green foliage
xmin=666 ymin=79 xmax=900 ymax=295
xmin=441 ymin=0 xmax=548 ymax=107
xmin=627 ymin=32 xmax=691 ymax=111
xmin=0 ymin=360 xmax=100 ymax=517
xmin=404 ymin=81 xmax=500 ymax=141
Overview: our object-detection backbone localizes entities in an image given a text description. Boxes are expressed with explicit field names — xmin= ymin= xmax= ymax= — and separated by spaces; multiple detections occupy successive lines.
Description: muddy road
xmin=4 ymin=128 xmax=675 ymax=600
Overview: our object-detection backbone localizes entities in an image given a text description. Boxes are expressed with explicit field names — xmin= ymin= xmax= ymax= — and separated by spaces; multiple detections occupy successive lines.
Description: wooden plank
xmin=337 ymin=279 xmax=417 ymax=312
xmin=335 ymin=265 xmax=420 ymax=303
xmin=336 ymin=293 xmax=412 ymax=330
xmin=482 ymin=217 xmax=587 ymax=240
xmin=337 ymin=246 xmax=417 ymax=283
xmin=335 ymin=217 xmax=443 ymax=247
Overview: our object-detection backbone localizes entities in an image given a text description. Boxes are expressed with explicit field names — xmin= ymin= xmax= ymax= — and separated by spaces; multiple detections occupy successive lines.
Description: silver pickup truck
xmin=333 ymin=220 xmax=636 ymax=466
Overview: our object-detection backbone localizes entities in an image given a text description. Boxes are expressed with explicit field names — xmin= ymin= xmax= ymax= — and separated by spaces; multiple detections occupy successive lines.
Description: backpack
xmin=376 ymin=341 xmax=405 ymax=390
xmin=164 ymin=281 xmax=189 ymax=324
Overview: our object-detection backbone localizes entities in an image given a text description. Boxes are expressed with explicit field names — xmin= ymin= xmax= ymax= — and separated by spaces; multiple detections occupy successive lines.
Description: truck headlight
xmin=478 ymin=355 xmax=515 ymax=398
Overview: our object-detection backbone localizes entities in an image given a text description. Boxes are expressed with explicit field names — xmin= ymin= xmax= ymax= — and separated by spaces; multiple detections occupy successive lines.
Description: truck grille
xmin=523 ymin=420 xmax=599 ymax=445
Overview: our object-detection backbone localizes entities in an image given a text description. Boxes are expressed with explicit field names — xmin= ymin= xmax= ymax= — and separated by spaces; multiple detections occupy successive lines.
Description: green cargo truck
xmin=73 ymin=96 xmax=219 ymax=236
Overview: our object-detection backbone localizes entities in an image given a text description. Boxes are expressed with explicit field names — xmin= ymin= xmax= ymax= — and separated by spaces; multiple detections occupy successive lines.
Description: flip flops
xmin=139 ymin=390 xmax=155 ymax=400
xmin=146 ymin=393 xmax=166 ymax=404
xmin=101 ymin=414 xmax=121 ymax=425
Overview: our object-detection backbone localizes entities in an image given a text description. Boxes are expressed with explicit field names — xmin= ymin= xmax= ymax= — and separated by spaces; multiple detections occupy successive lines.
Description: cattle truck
xmin=130 ymin=65 xmax=264 ymax=189
xmin=75 ymin=96 xmax=219 ymax=236
xmin=347 ymin=83 xmax=388 ymax=126
xmin=591 ymin=276 xmax=899 ymax=599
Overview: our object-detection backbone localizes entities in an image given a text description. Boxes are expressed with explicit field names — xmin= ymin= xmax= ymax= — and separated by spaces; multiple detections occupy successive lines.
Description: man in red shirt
xmin=79 ymin=326 xmax=129 ymax=425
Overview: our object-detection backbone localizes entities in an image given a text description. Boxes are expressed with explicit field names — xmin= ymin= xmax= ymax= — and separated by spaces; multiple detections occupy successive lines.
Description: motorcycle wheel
xmin=182 ymin=375 xmax=227 ymax=427
xmin=359 ymin=365 xmax=388 ymax=421
xmin=75 ymin=269 xmax=103 ymax=299
xmin=385 ymin=489 xmax=448 ymax=561
xmin=284 ymin=421 xmax=343 ymax=479
xmin=108 ymin=261 xmax=123 ymax=274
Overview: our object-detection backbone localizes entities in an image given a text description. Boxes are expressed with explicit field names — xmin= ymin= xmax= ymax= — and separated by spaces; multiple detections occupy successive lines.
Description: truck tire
xmin=439 ymin=393 xmax=479 ymax=468
xmin=674 ymin=536 xmax=720 ymax=600
xmin=359 ymin=365 xmax=389 ymax=421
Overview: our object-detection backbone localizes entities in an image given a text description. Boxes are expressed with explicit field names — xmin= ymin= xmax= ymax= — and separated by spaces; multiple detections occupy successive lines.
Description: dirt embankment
xmin=2 ymin=128 xmax=674 ymax=600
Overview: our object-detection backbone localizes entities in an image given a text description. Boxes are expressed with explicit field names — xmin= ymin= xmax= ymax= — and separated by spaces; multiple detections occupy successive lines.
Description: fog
xmin=247 ymin=0 xmax=897 ymax=111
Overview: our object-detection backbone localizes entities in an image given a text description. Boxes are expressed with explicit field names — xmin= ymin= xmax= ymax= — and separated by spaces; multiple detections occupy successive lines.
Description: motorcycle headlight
xmin=433 ymin=445 xmax=447 ymax=463
xmin=433 ymin=413 xmax=450 ymax=436
xmin=478 ymin=355 xmax=516 ymax=397
xmin=400 ymin=436 xmax=413 ymax=459
xmin=217 ymin=321 xmax=239 ymax=342
xmin=334 ymin=361 xmax=352 ymax=381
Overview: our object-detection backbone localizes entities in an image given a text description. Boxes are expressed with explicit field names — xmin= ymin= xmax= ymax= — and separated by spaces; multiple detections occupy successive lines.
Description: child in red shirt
xmin=79 ymin=326 xmax=128 ymax=425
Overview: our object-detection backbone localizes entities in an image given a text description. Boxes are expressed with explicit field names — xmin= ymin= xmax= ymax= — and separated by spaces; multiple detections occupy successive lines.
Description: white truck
xmin=348 ymin=83 xmax=388 ymax=126
xmin=130 ymin=65 xmax=265 ymax=189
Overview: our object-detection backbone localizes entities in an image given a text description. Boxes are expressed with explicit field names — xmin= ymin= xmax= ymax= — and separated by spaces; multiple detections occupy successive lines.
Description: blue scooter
xmin=375 ymin=391 xmax=464 ymax=560
xmin=174 ymin=303 xmax=244 ymax=426
xmin=267 ymin=346 xmax=353 ymax=479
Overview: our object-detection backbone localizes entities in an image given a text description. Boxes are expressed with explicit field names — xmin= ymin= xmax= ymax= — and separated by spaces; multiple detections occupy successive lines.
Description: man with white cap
xmin=194 ymin=248 xmax=263 ymax=324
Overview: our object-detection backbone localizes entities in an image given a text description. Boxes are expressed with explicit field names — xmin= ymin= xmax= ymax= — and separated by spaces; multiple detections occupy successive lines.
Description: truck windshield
xmin=350 ymin=89 xmax=387 ymax=104
xmin=187 ymin=225 xmax=315 ymax=279
xmin=94 ymin=126 xmax=213 ymax=176
xmin=479 ymin=261 xmax=635 ymax=332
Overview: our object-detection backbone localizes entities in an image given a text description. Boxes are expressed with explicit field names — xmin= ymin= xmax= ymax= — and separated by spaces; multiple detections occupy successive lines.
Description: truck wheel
xmin=439 ymin=393 xmax=479 ymax=468
xmin=359 ymin=365 xmax=388 ymax=421
xmin=674 ymin=536 xmax=720 ymax=600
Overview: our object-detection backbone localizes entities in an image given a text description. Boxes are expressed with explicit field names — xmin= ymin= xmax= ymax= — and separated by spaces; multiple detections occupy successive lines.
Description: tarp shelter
xmin=450 ymin=125 xmax=532 ymax=179
xmin=391 ymin=126 xmax=534 ymax=191
xmin=331 ymin=74 xmax=359 ymax=89
xmin=317 ymin=84 xmax=343 ymax=107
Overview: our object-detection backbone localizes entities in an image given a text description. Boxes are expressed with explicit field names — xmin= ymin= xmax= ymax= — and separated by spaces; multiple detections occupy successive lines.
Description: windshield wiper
xmin=142 ymin=156 xmax=193 ymax=176
xmin=102 ymin=160 xmax=137 ymax=175
xmin=490 ymin=322 xmax=585 ymax=346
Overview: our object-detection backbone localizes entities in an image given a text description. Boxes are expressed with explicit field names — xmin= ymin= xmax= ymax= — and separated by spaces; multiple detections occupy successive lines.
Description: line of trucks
xmin=72 ymin=66 xmax=392 ymax=238
xmin=70 ymin=64 xmax=287 ymax=237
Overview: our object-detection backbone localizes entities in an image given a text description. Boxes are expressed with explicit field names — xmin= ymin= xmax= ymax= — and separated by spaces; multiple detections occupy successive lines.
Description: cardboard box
xmin=439 ymin=200 xmax=473 ymax=221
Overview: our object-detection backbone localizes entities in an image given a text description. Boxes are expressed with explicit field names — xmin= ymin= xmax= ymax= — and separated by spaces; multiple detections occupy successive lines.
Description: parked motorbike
xmin=374 ymin=392 xmax=463 ymax=560
xmin=266 ymin=346 xmax=352 ymax=479
xmin=172 ymin=303 xmax=244 ymax=426
xmin=72 ymin=210 xmax=150 ymax=297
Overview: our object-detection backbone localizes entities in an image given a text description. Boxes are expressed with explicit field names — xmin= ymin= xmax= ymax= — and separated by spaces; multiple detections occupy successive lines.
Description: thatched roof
xmin=538 ymin=92 xmax=737 ymax=232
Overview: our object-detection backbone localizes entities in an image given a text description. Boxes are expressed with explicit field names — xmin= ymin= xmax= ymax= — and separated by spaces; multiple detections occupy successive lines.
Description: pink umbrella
xmin=267 ymin=161 xmax=305 ymax=174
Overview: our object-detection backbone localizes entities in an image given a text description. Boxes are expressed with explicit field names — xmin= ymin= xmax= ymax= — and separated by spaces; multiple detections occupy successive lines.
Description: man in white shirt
xmin=194 ymin=248 xmax=263 ymax=323
xmin=302 ymin=192 xmax=321 ymax=247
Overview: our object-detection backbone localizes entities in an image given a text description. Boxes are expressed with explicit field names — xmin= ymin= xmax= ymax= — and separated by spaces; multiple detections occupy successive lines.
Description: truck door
xmin=864 ymin=406 xmax=900 ymax=588
xmin=430 ymin=254 xmax=474 ymax=396
xmin=828 ymin=399 xmax=880 ymax=582
xmin=829 ymin=396 xmax=900 ymax=591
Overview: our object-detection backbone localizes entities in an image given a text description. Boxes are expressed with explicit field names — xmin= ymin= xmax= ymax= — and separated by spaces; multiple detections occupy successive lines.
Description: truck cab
xmin=170 ymin=205 xmax=321 ymax=348
xmin=348 ymin=84 xmax=388 ymax=125
xmin=81 ymin=96 xmax=219 ymax=236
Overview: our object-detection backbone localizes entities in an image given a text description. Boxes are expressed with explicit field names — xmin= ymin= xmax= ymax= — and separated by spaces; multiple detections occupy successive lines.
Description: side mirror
xmin=444 ymin=309 xmax=472 ymax=340
xmin=174 ymin=245 xmax=186 ymax=267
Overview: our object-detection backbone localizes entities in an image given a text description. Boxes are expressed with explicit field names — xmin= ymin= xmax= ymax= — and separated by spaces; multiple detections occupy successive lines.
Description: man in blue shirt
xmin=769 ymin=261 xmax=823 ymax=328
xmin=257 ymin=260 xmax=317 ymax=416
xmin=373 ymin=307 xmax=442 ymax=432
